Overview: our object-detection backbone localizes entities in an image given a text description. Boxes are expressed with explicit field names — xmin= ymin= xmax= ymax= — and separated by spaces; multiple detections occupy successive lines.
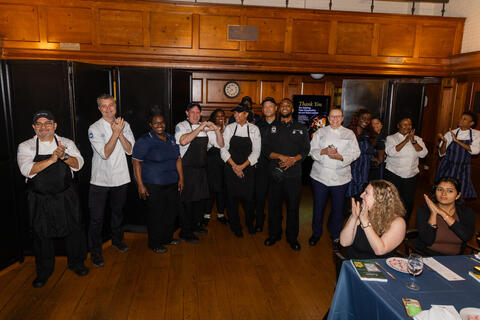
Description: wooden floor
xmin=0 ymin=187 xmax=337 ymax=320
xmin=1 ymin=182 xmax=478 ymax=320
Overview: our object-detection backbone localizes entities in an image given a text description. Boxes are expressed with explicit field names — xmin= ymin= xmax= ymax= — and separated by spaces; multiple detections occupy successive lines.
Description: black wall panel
xmin=117 ymin=67 xmax=170 ymax=228
xmin=6 ymin=60 xmax=72 ymax=254
xmin=0 ymin=61 xmax=22 ymax=269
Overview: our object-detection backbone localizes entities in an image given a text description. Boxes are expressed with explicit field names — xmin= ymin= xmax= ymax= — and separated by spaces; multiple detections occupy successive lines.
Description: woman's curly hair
xmin=368 ymin=180 xmax=405 ymax=235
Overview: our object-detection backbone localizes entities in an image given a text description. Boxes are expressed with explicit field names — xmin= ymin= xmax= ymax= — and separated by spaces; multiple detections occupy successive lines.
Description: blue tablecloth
xmin=328 ymin=255 xmax=480 ymax=320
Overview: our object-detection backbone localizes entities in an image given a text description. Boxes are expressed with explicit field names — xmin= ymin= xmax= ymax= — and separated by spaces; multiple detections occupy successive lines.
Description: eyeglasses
xmin=34 ymin=121 xmax=54 ymax=128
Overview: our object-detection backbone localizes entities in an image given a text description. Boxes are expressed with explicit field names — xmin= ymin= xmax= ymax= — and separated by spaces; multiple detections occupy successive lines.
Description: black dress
xmin=345 ymin=224 xmax=398 ymax=259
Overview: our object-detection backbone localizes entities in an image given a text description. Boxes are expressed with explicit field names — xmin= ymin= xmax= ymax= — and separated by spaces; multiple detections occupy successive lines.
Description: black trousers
xmin=145 ymin=183 xmax=178 ymax=248
xmin=88 ymin=184 xmax=127 ymax=254
xmin=226 ymin=192 xmax=254 ymax=233
xmin=204 ymin=191 xmax=226 ymax=215
xmin=33 ymin=228 xmax=86 ymax=279
xmin=384 ymin=169 xmax=417 ymax=224
xmin=180 ymin=200 xmax=203 ymax=237
xmin=254 ymin=166 xmax=269 ymax=229
xmin=268 ymin=176 xmax=302 ymax=242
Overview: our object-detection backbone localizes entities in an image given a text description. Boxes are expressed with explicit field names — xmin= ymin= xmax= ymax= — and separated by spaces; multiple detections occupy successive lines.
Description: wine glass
xmin=406 ymin=253 xmax=423 ymax=290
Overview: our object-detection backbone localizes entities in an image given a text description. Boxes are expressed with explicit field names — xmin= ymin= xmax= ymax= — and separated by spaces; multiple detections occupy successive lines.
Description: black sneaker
xmin=180 ymin=235 xmax=199 ymax=244
xmin=152 ymin=246 xmax=167 ymax=254
xmin=69 ymin=264 xmax=89 ymax=276
xmin=193 ymin=228 xmax=208 ymax=235
xmin=217 ymin=216 xmax=228 ymax=225
xmin=91 ymin=253 xmax=105 ymax=267
xmin=112 ymin=242 xmax=129 ymax=253
xmin=32 ymin=276 xmax=49 ymax=288
xmin=166 ymin=239 xmax=181 ymax=245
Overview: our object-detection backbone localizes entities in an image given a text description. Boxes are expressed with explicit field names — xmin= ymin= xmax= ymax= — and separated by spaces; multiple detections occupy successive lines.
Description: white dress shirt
xmin=17 ymin=134 xmax=84 ymax=181
xmin=310 ymin=125 xmax=361 ymax=186
xmin=175 ymin=120 xmax=220 ymax=158
xmin=220 ymin=122 xmax=261 ymax=166
xmin=88 ymin=118 xmax=135 ymax=187
xmin=438 ymin=128 xmax=480 ymax=156
xmin=385 ymin=132 xmax=428 ymax=179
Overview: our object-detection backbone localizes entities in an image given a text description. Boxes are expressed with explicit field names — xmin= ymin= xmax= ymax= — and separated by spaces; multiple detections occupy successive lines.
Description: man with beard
xmin=254 ymin=97 xmax=278 ymax=232
xmin=262 ymin=98 xmax=310 ymax=250
xmin=17 ymin=110 xmax=89 ymax=287
xmin=175 ymin=103 xmax=224 ymax=243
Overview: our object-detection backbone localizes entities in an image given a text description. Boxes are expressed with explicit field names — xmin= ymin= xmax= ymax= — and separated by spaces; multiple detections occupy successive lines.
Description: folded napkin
xmin=414 ymin=305 xmax=461 ymax=320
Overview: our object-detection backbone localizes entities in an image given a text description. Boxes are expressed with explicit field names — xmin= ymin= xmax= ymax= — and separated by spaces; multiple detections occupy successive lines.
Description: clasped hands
xmin=423 ymin=194 xmax=448 ymax=219
xmin=231 ymin=163 xmax=245 ymax=178
xmin=437 ymin=128 xmax=459 ymax=145
xmin=111 ymin=117 xmax=126 ymax=136
xmin=321 ymin=146 xmax=343 ymax=161
xmin=351 ymin=198 xmax=369 ymax=226
xmin=278 ymin=154 xmax=297 ymax=170
xmin=50 ymin=141 xmax=67 ymax=162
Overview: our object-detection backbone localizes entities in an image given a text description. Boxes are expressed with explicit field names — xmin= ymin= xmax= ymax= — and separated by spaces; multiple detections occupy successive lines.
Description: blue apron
xmin=435 ymin=128 xmax=477 ymax=199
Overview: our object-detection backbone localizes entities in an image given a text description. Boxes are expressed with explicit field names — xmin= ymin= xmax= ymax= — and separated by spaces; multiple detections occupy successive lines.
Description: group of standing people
xmin=17 ymin=91 xmax=478 ymax=287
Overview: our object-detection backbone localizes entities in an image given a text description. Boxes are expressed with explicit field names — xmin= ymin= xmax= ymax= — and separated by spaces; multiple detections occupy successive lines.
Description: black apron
xmin=207 ymin=146 xmax=224 ymax=192
xmin=225 ymin=124 xmax=255 ymax=199
xmin=181 ymin=122 xmax=210 ymax=202
xmin=27 ymin=137 xmax=81 ymax=238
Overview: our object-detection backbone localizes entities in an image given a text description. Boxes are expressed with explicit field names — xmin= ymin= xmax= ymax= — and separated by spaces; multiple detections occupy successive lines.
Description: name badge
xmin=271 ymin=126 xmax=277 ymax=133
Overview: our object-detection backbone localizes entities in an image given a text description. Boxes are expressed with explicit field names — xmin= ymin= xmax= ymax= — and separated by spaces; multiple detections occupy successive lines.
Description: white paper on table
xmin=414 ymin=305 xmax=461 ymax=320
xmin=423 ymin=257 xmax=465 ymax=281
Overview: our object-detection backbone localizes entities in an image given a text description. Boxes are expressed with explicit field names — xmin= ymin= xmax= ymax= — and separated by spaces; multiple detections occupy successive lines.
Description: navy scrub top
xmin=132 ymin=131 xmax=180 ymax=185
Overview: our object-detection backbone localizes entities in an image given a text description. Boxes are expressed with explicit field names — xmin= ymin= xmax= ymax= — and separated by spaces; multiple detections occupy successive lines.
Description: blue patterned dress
xmin=346 ymin=131 xmax=374 ymax=197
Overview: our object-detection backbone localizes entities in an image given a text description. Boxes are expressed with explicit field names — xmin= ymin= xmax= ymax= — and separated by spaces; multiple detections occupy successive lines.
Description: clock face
xmin=224 ymin=81 xmax=240 ymax=98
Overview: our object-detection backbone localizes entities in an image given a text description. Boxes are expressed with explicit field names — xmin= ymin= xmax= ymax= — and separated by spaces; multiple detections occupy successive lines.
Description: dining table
xmin=327 ymin=255 xmax=480 ymax=319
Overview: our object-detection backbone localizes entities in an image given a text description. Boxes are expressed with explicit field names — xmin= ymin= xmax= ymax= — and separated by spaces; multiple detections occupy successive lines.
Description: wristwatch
xmin=62 ymin=153 xmax=70 ymax=161
xmin=411 ymin=141 xmax=417 ymax=145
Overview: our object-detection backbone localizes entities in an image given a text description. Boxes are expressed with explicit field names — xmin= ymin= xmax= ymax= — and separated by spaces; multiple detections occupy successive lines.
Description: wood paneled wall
xmin=191 ymin=72 xmax=329 ymax=118
xmin=0 ymin=0 xmax=465 ymax=76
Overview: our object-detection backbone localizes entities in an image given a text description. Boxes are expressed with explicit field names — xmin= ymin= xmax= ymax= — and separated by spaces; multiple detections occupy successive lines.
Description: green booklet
xmin=351 ymin=259 xmax=388 ymax=282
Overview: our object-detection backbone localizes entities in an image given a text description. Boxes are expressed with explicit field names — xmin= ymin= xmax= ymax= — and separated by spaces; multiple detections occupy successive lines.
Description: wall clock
xmin=224 ymin=81 xmax=240 ymax=98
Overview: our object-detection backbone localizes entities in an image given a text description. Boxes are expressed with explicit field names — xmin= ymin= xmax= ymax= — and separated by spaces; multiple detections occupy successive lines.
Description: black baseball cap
xmin=32 ymin=110 xmax=55 ymax=123
xmin=231 ymin=104 xmax=250 ymax=113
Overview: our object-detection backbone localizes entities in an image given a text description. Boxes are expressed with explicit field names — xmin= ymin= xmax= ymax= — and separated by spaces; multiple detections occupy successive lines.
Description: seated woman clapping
xmin=340 ymin=180 xmax=406 ymax=259
xmin=414 ymin=176 xmax=475 ymax=256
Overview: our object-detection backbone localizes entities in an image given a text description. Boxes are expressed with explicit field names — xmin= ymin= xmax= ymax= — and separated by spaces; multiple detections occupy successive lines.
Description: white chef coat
xmin=438 ymin=128 xmax=480 ymax=156
xmin=175 ymin=120 xmax=220 ymax=158
xmin=88 ymin=118 xmax=135 ymax=187
xmin=220 ymin=122 xmax=261 ymax=166
xmin=17 ymin=134 xmax=84 ymax=181
xmin=310 ymin=125 xmax=361 ymax=186
xmin=385 ymin=132 xmax=428 ymax=179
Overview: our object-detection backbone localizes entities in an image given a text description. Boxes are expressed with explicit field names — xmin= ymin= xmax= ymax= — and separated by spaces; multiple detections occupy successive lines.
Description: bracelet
xmin=411 ymin=141 xmax=417 ymax=145
xmin=429 ymin=223 xmax=438 ymax=229
xmin=361 ymin=222 xmax=372 ymax=229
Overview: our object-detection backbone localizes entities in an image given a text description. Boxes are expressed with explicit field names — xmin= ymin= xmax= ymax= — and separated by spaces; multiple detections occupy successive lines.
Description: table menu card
xmin=423 ymin=257 xmax=465 ymax=281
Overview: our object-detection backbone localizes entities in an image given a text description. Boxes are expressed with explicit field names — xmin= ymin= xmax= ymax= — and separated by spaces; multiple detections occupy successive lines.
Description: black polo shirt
xmin=256 ymin=117 xmax=278 ymax=169
xmin=262 ymin=119 xmax=310 ymax=178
